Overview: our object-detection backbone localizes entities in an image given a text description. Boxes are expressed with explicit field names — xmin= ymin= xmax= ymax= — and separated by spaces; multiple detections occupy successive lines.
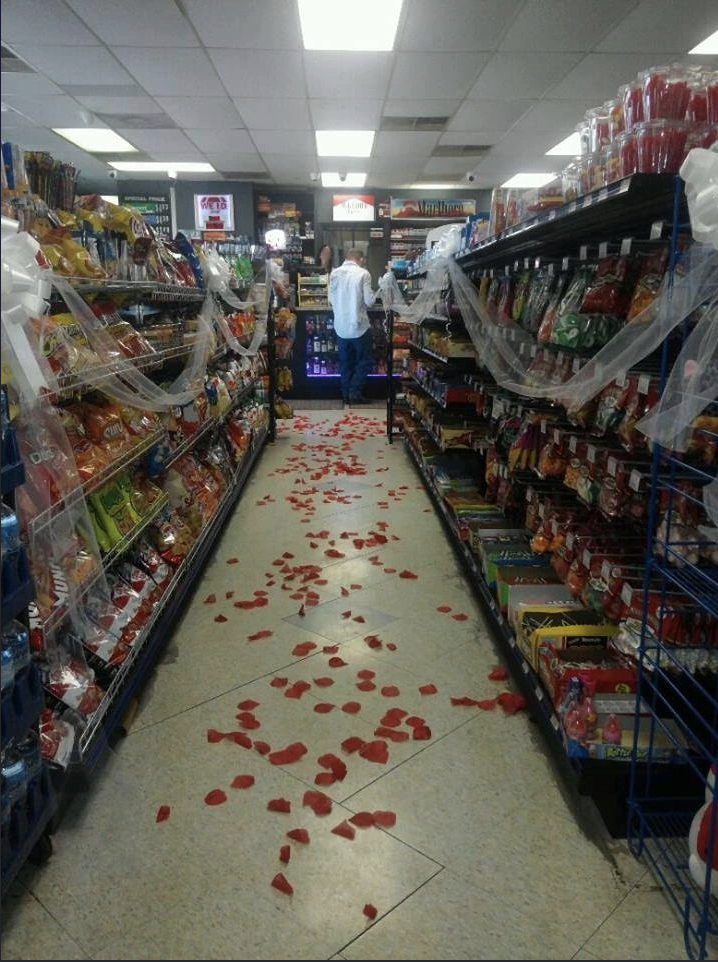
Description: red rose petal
xmin=488 ymin=667 xmax=510 ymax=681
xmin=254 ymin=590 xmax=268 ymax=597
xmin=363 ymin=904 xmax=378 ymax=920
xmin=237 ymin=699 xmax=259 ymax=711
xmin=349 ymin=811 xmax=375 ymax=828
xmin=315 ymin=579 xmax=328 ymax=586
xmin=383 ymin=568 xmax=397 ymax=574
xmin=436 ymin=605 xmax=451 ymax=613
xmin=214 ymin=614 xmax=227 ymax=623
xmin=271 ymin=872 xmax=293 ymax=896
xmin=292 ymin=641 xmax=317 ymax=657
xmin=341 ymin=610 xmax=352 ymax=619
xmin=341 ymin=736 xmax=365 ymax=754
xmin=270 ymin=676 xmax=288 ymax=688
xmin=313 ymin=676 xmax=334 ymax=687
xmin=357 ymin=669 xmax=376 ymax=680
xmin=331 ymin=820 xmax=356 ymax=840
xmin=204 ymin=594 xmax=216 ymax=604
xmin=356 ymin=680 xmax=375 ymax=692
xmin=477 ymin=699 xmax=497 ymax=711
xmin=342 ymin=701 xmax=362 ymax=714
xmin=267 ymin=798 xmax=291 ymax=813
xmin=323 ymin=645 xmax=339 ymax=654
xmin=328 ymin=656 xmax=348 ymax=668
xmin=207 ymin=728 xmax=224 ymax=743
xmin=283 ymin=552 xmax=295 ymax=559
xmin=315 ymin=772 xmax=337 ymax=786
xmin=419 ymin=683 xmax=438 ymax=695
xmin=341 ymin=587 xmax=350 ymax=597
xmin=451 ymin=696 xmax=478 ymax=707
xmin=497 ymin=692 xmax=527 ymax=715
xmin=452 ymin=613 xmax=468 ymax=622
xmin=374 ymin=726 xmax=410 ymax=742
xmin=279 ymin=845 xmax=291 ymax=865
xmin=155 ymin=805 xmax=171 ymax=823
xmin=353 ymin=615 xmax=366 ymax=623
xmin=381 ymin=685 xmax=400 ymax=698
xmin=386 ymin=643 xmax=397 ymax=651
xmin=325 ymin=549 xmax=345 ymax=558
xmin=248 ymin=630 xmax=273 ymax=641
xmin=225 ymin=731 xmax=253 ymax=748
xmin=231 ymin=774 xmax=255 ymax=789
xmin=398 ymin=570 xmax=418 ymax=580
xmin=303 ymin=790 xmax=333 ymax=816
xmin=285 ymin=681 xmax=312 ymax=700
xmin=225 ymin=591 xmax=234 ymax=600
xmin=373 ymin=810 xmax=396 ymax=828
xmin=287 ymin=828 xmax=310 ymax=844
xmin=227 ymin=558 xmax=238 ymax=565
xmin=204 ymin=789 xmax=227 ymax=806
xmin=290 ymin=592 xmax=304 ymax=601
xmin=254 ymin=740 xmax=271 ymax=755
xmin=350 ymin=584 xmax=362 ymax=590
xmin=405 ymin=716 xmax=426 ymax=728
xmin=313 ymin=703 xmax=335 ymax=714
xmin=269 ymin=742 xmax=308 ymax=765
xmin=359 ymin=740 xmax=389 ymax=764
xmin=412 ymin=725 xmax=432 ymax=740
xmin=236 ymin=712 xmax=260 ymax=730
xmin=365 ymin=636 xmax=383 ymax=649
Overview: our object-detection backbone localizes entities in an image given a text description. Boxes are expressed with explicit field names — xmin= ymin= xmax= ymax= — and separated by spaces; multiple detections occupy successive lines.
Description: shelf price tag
xmin=621 ymin=582 xmax=633 ymax=606
xmin=586 ymin=444 xmax=597 ymax=463
xmin=584 ymin=194 xmax=593 ymax=208
xmin=598 ymin=188 xmax=608 ymax=202
xmin=568 ymin=434 xmax=578 ymax=453
xmin=621 ymin=237 xmax=633 ymax=255
xmin=607 ymin=455 xmax=618 ymax=477
xmin=599 ymin=241 xmax=609 ymax=258
xmin=567 ymin=201 xmax=577 ymax=214
xmin=548 ymin=210 xmax=557 ymax=221
xmin=538 ymin=502 xmax=545 ymax=519
xmin=601 ymin=559 xmax=611 ymax=582
xmin=540 ymin=418 xmax=548 ymax=434
xmin=553 ymin=428 xmax=561 ymax=445
xmin=629 ymin=468 xmax=643 ymax=492
xmin=638 ymin=374 xmax=651 ymax=395
xmin=615 ymin=370 xmax=627 ymax=387
xmin=551 ymin=518 xmax=559 ymax=535
xmin=582 ymin=548 xmax=592 ymax=568
xmin=579 ymin=245 xmax=589 ymax=261
xmin=650 ymin=220 xmax=665 ymax=240
xmin=566 ymin=531 xmax=575 ymax=550
xmin=572 ymin=357 xmax=582 ymax=374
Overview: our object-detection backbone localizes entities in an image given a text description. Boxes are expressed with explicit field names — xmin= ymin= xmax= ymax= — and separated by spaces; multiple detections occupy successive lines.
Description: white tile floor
xmin=2 ymin=411 xmax=695 ymax=960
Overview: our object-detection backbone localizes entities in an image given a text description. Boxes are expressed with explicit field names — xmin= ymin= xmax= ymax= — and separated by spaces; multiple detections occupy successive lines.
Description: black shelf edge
xmin=1 ymin=460 xmax=25 ymax=495
xmin=1 ymin=768 xmax=56 ymax=895
xmin=1 ymin=572 xmax=35 ymax=625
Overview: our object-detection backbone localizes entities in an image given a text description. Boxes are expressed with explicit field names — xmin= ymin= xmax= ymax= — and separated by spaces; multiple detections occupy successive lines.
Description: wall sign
xmin=194 ymin=193 xmax=235 ymax=231
xmin=332 ymin=194 xmax=375 ymax=222
xmin=118 ymin=192 xmax=171 ymax=238
xmin=390 ymin=197 xmax=476 ymax=220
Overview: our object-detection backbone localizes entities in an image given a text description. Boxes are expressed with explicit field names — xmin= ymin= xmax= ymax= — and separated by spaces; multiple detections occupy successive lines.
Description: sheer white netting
xmin=201 ymin=247 xmax=268 ymax=357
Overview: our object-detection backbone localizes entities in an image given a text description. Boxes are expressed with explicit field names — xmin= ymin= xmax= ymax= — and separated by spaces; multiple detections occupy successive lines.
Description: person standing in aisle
xmin=328 ymin=248 xmax=377 ymax=404
xmin=317 ymin=243 xmax=333 ymax=273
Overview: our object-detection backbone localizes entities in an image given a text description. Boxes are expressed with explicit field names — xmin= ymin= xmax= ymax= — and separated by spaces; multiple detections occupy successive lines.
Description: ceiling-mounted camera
xmin=338 ymin=172 xmax=347 ymax=183
xmin=107 ymin=169 xmax=118 ymax=179
xmin=464 ymin=171 xmax=477 ymax=184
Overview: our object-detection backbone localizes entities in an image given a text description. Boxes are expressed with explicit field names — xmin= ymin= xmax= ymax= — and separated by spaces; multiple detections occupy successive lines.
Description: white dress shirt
xmin=328 ymin=261 xmax=377 ymax=338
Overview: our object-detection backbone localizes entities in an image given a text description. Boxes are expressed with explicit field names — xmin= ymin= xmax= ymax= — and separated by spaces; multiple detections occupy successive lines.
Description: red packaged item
xmin=641 ymin=65 xmax=691 ymax=121
xmin=81 ymin=401 xmax=132 ymax=460
xmin=635 ymin=120 xmax=690 ymax=174
xmin=106 ymin=320 xmax=156 ymax=359
xmin=708 ymin=73 xmax=718 ymax=125
xmin=538 ymin=644 xmax=637 ymax=710
xmin=496 ymin=275 xmax=515 ymax=326
xmin=617 ymin=377 xmax=659 ymax=451
xmin=623 ymin=81 xmax=644 ymax=133
xmin=42 ymin=657 xmax=104 ymax=719
xmin=39 ymin=708 xmax=75 ymax=769
xmin=617 ymin=132 xmax=638 ymax=177
xmin=58 ymin=407 xmax=109 ymax=484
xmin=626 ymin=247 xmax=668 ymax=323
xmin=579 ymin=256 xmax=635 ymax=317
xmin=686 ymin=83 xmax=708 ymax=123
xmin=608 ymin=93 xmax=625 ymax=140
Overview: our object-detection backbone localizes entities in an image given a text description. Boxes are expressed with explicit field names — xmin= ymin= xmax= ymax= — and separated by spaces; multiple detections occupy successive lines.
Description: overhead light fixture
xmin=546 ymin=132 xmax=582 ymax=156
xmin=689 ymin=28 xmax=718 ymax=54
xmin=408 ymin=182 xmax=461 ymax=190
xmin=298 ymin=0 xmax=403 ymax=51
xmin=108 ymin=161 xmax=215 ymax=173
xmin=53 ymin=128 xmax=137 ymax=153
xmin=316 ymin=130 xmax=375 ymax=157
xmin=321 ymin=172 xmax=367 ymax=187
xmin=501 ymin=172 xmax=557 ymax=189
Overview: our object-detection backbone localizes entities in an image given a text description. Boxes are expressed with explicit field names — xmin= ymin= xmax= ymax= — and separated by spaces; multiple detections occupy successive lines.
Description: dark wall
xmin=313 ymin=186 xmax=492 ymax=226
xmin=115 ymin=178 xmax=255 ymax=236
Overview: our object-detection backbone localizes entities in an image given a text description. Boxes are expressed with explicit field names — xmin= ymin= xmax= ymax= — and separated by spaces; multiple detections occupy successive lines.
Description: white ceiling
xmin=1 ymin=0 xmax=716 ymax=191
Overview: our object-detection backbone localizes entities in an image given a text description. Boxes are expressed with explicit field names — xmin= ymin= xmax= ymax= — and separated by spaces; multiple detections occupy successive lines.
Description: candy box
xmin=537 ymin=644 xmax=637 ymax=711
xmin=481 ymin=545 xmax=546 ymax=588
xmin=561 ymin=695 xmax=685 ymax=761
xmin=520 ymin=608 xmax=617 ymax=670
xmin=505 ymin=579 xmax=573 ymax=625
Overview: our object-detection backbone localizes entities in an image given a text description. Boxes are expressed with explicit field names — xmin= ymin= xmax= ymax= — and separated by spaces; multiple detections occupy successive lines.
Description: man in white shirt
xmin=328 ymin=249 xmax=377 ymax=404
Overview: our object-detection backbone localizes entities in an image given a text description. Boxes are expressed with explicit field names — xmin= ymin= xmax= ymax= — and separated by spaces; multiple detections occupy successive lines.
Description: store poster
xmin=332 ymin=194 xmax=375 ymax=222
xmin=118 ymin=192 xmax=171 ymax=238
xmin=194 ymin=193 xmax=235 ymax=231
xmin=390 ymin=197 xmax=477 ymax=220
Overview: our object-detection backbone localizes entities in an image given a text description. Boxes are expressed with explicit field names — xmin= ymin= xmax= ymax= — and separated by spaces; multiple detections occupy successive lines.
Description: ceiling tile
xmin=422 ymin=157 xmax=472 ymax=175
xmin=398 ymin=0 xmax=524 ymax=51
xmin=439 ymin=130 xmax=506 ymax=146
xmin=0 ymin=107 xmax=40 ymax=129
xmin=0 ymin=73 xmax=64 ymax=98
xmin=1 ymin=96 xmax=95 ymax=127
xmin=310 ymin=99 xmax=383 ymax=130
xmin=12 ymin=44 xmax=135 ymax=85
xmin=250 ymin=130 xmax=315 ymax=155
xmin=516 ymin=99 xmax=599 ymax=133
xmin=184 ymin=0 xmax=301 ymax=48
xmin=0 ymin=1 xmax=98 ymax=44
xmin=383 ymin=99 xmax=460 ymax=118
xmin=304 ymin=52 xmax=392 ymax=101
xmin=66 ymin=0 xmax=198 ymax=46
xmin=547 ymin=53 xmax=689 ymax=101
xmin=114 ymin=47 xmax=225 ymax=96
xmin=73 ymin=96 xmax=163 ymax=115
xmin=448 ymin=100 xmax=535 ymax=132
xmin=373 ymin=131 xmax=440 ymax=158
xmin=499 ymin=0 xmax=636 ymax=52
xmin=468 ymin=52 xmax=583 ymax=100
xmin=596 ymin=0 xmax=718 ymax=53
xmin=185 ymin=128 xmax=255 ymax=152
xmin=116 ymin=128 xmax=204 ymax=159
xmin=210 ymin=49 xmax=304 ymax=97
xmin=235 ymin=98 xmax=312 ymax=131
xmin=156 ymin=97 xmax=243 ymax=129
xmin=11 ymin=128 xmax=82 ymax=152
xmin=63 ymin=83 xmax=146 ymax=97
xmin=203 ymin=151 xmax=265 ymax=171
xmin=389 ymin=53 xmax=489 ymax=100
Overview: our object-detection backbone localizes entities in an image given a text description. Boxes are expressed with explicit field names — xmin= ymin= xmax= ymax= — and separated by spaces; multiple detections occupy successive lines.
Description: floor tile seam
xmin=573 ymin=883 xmax=635 ymax=955
xmin=334 ymin=865 xmax=447 ymax=957
xmin=16 ymin=887 xmax=93 ymax=959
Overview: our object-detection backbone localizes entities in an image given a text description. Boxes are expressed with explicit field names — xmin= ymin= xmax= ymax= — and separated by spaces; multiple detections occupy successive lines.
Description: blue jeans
xmin=337 ymin=329 xmax=373 ymax=399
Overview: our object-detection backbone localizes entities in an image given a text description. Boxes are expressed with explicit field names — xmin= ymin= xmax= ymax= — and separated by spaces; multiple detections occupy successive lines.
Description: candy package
xmin=626 ymin=247 xmax=669 ymax=322
xmin=580 ymin=256 xmax=636 ymax=317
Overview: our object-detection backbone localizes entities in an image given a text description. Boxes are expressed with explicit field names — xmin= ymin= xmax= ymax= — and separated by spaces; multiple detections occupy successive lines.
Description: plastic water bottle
xmin=2 ymin=755 xmax=27 ymax=809
xmin=0 ymin=502 xmax=19 ymax=557
xmin=16 ymin=731 xmax=42 ymax=783
xmin=2 ymin=621 xmax=30 ymax=673
xmin=1 ymin=646 xmax=14 ymax=695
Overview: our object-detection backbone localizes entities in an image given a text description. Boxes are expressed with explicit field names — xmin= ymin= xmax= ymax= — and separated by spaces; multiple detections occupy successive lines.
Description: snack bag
xmin=90 ymin=475 xmax=142 ymax=546
xmin=627 ymin=247 xmax=669 ymax=322
xmin=106 ymin=321 xmax=156 ymax=359
xmin=58 ymin=406 xmax=109 ymax=484
xmin=580 ymin=256 xmax=636 ymax=317
xmin=81 ymin=401 xmax=132 ymax=460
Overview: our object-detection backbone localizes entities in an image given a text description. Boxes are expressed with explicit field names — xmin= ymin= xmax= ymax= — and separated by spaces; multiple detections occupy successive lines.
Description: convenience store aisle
xmin=2 ymin=412 xmax=687 ymax=961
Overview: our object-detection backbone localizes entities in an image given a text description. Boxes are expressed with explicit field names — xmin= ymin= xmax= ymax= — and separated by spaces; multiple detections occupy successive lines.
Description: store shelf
xmin=75 ymin=426 xmax=269 ymax=769
xmin=65 ymin=279 xmax=205 ymax=304
xmin=54 ymin=341 xmax=204 ymax=397
xmin=408 ymin=342 xmax=477 ymax=365
xmin=456 ymin=174 xmax=683 ymax=267
xmin=1 ymin=766 xmax=56 ymax=896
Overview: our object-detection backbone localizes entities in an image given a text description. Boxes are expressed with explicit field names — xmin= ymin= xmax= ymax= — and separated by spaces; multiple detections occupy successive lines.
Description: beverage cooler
xmin=285 ymin=308 xmax=396 ymax=401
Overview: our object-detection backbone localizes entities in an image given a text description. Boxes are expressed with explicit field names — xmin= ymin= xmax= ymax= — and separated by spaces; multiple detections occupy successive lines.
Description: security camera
xmin=338 ymin=172 xmax=347 ymax=183
xmin=107 ymin=169 xmax=118 ymax=179
xmin=465 ymin=172 xmax=477 ymax=184
xmin=309 ymin=172 xmax=320 ymax=182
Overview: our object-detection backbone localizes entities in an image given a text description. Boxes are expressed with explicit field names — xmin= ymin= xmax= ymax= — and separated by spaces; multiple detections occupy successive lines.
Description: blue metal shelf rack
xmin=627 ymin=177 xmax=718 ymax=961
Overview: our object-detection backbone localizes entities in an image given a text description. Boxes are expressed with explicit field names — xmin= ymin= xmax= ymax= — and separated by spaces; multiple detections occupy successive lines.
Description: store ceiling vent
xmin=1 ymin=46 xmax=34 ymax=73
xmin=380 ymin=116 xmax=449 ymax=132
xmin=95 ymin=112 xmax=177 ymax=130
xmin=219 ymin=170 xmax=272 ymax=180
xmin=432 ymin=145 xmax=490 ymax=158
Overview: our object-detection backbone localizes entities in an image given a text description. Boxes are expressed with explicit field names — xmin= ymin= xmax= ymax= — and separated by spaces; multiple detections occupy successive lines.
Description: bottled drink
xmin=16 ymin=731 xmax=42 ymax=783
xmin=602 ymin=713 xmax=622 ymax=745
xmin=1 ymin=646 xmax=14 ymax=695
xmin=3 ymin=621 xmax=30 ymax=673
xmin=1 ymin=502 xmax=19 ymax=557
xmin=2 ymin=755 xmax=27 ymax=809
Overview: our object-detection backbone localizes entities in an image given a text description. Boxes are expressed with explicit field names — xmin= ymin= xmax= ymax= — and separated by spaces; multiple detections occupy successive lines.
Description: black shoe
xmin=349 ymin=395 xmax=371 ymax=404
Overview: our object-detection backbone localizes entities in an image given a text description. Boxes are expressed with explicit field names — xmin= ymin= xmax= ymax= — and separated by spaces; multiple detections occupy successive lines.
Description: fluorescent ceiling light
xmin=53 ymin=128 xmax=137 ymax=153
xmin=100 ymin=194 xmax=119 ymax=204
xmin=108 ymin=161 xmax=215 ymax=173
xmin=408 ymin=183 xmax=461 ymax=190
xmin=316 ymin=130 xmax=374 ymax=157
xmin=321 ymin=172 xmax=367 ymax=187
xmin=501 ymin=172 xmax=557 ymax=189
xmin=546 ymin=132 xmax=582 ymax=156
xmin=299 ymin=0 xmax=402 ymax=50
xmin=689 ymin=29 xmax=718 ymax=54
